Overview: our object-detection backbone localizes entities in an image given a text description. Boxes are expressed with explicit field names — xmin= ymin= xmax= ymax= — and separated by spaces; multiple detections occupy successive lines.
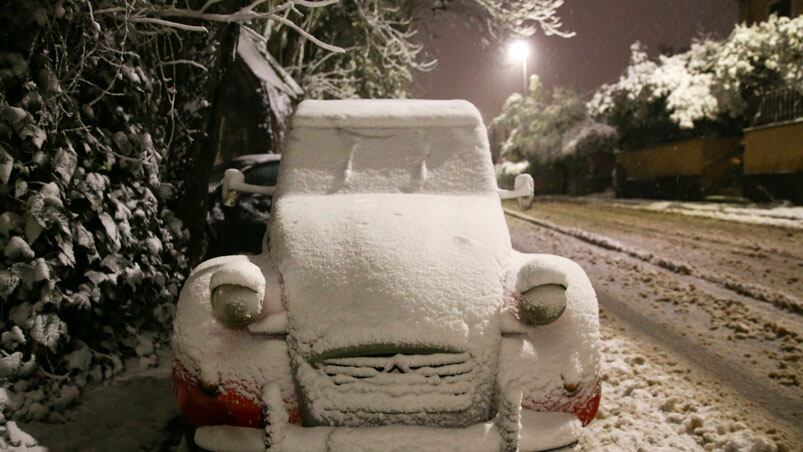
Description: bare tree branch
xmin=96 ymin=0 xmax=345 ymax=52
xmin=128 ymin=17 xmax=209 ymax=32
xmin=159 ymin=59 xmax=209 ymax=71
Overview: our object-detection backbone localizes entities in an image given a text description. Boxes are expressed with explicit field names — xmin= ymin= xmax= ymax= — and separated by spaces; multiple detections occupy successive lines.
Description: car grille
xmin=319 ymin=352 xmax=472 ymax=387
xmin=297 ymin=349 xmax=496 ymax=426
xmin=306 ymin=351 xmax=479 ymax=417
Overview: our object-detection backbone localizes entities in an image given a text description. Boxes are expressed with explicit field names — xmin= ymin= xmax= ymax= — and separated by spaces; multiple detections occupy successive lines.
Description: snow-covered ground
xmin=566 ymin=195 xmax=803 ymax=230
xmin=11 ymin=351 xmax=180 ymax=452
xmin=614 ymin=200 xmax=803 ymax=230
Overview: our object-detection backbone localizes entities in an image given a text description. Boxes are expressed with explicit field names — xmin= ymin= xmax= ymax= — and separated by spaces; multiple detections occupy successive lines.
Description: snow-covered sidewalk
xmin=9 ymin=352 xmax=179 ymax=452
xmin=564 ymin=196 xmax=803 ymax=230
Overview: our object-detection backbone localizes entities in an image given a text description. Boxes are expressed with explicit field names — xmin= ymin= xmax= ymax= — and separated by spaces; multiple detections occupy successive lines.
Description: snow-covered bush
xmin=562 ymin=122 xmax=618 ymax=158
xmin=0 ymin=0 xmax=199 ymax=435
xmin=492 ymin=80 xmax=617 ymax=194
xmin=492 ymin=77 xmax=587 ymax=165
xmin=495 ymin=160 xmax=530 ymax=189
xmin=653 ymin=46 xmax=721 ymax=128
xmin=713 ymin=14 xmax=803 ymax=114
xmin=589 ymin=42 xmax=725 ymax=130
xmin=589 ymin=15 xmax=803 ymax=149
xmin=588 ymin=42 xmax=741 ymax=151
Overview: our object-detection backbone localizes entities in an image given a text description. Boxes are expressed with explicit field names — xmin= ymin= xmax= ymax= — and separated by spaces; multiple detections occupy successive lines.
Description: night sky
xmin=412 ymin=0 xmax=738 ymax=122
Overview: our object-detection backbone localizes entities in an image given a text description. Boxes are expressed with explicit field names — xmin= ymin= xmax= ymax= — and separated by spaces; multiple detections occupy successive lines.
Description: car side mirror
xmin=222 ymin=168 xmax=276 ymax=207
xmin=497 ymin=173 xmax=534 ymax=210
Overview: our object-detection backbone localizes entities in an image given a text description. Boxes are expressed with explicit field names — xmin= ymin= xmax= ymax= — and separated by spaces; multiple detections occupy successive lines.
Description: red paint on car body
xmin=173 ymin=362 xmax=264 ymax=428
xmin=522 ymin=379 xmax=601 ymax=426
xmin=172 ymin=361 xmax=303 ymax=428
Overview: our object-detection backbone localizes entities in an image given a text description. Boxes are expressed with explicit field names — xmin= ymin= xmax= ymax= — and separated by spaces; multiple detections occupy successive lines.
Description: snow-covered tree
xmin=588 ymin=41 xmax=724 ymax=131
xmin=492 ymin=76 xmax=587 ymax=165
xmin=589 ymin=14 xmax=803 ymax=149
xmin=713 ymin=14 xmax=803 ymax=115
xmin=267 ymin=0 xmax=573 ymax=99
xmin=446 ymin=0 xmax=574 ymax=38
xmin=267 ymin=0 xmax=435 ymax=99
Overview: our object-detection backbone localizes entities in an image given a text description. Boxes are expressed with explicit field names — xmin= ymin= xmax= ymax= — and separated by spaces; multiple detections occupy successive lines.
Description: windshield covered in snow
xmin=276 ymin=125 xmax=498 ymax=195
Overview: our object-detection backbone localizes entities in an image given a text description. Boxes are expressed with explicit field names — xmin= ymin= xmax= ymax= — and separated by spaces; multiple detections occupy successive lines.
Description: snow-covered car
xmin=172 ymin=99 xmax=601 ymax=452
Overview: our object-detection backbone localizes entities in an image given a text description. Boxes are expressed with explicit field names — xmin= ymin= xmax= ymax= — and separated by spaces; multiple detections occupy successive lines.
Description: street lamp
xmin=507 ymin=40 xmax=530 ymax=95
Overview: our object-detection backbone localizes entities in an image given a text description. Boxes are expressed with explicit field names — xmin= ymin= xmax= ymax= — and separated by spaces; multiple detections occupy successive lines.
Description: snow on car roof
xmin=291 ymin=99 xmax=484 ymax=129
xmin=278 ymin=99 xmax=496 ymax=195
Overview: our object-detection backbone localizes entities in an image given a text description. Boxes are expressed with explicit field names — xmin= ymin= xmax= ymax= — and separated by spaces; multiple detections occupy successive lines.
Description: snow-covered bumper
xmin=193 ymin=410 xmax=583 ymax=452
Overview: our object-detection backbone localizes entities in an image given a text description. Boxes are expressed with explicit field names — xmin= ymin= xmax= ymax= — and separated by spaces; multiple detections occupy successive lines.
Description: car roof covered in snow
xmin=291 ymin=99 xmax=484 ymax=129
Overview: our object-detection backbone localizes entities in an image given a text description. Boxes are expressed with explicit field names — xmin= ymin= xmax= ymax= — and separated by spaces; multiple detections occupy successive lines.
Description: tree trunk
xmin=180 ymin=22 xmax=242 ymax=267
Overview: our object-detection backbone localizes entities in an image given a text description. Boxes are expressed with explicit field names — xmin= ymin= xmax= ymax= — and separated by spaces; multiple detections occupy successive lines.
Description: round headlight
xmin=211 ymin=284 xmax=263 ymax=328
xmin=520 ymin=284 xmax=567 ymax=326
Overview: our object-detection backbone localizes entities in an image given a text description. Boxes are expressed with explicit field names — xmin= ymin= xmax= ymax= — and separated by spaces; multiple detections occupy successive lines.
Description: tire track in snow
xmin=504 ymin=208 xmax=803 ymax=316
xmin=596 ymin=288 xmax=803 ymax=440
xmin=508 ymin=213 xmax=803 ymax=393
xmin=585 ymin=315 xmax=795 ymax=450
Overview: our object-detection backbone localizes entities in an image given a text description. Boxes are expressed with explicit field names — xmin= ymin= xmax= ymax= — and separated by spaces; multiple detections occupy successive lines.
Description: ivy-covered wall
xmin=0 ymin=0 xmax=214 ymax=428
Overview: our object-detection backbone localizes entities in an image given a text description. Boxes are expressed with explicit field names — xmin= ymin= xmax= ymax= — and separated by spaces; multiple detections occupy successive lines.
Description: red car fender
xmin=172 ymin=361 xmax=301 ymax=428
xmin=521 ymin=379 xmax=601 ymax=426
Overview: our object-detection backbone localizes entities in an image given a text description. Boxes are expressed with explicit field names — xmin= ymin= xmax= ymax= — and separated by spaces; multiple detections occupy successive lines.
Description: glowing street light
xmin=507 ymin=40 xmax=530 ymax=95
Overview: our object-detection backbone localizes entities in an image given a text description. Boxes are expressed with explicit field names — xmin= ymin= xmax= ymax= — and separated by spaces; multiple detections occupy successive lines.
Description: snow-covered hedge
xmin=493 ymin=83 xmax=615 ymax=161
xmin=0 ymin=0 xmax=198 ymax=435
xmin=492 ymin=80 xmax=617 ymax=194
xmin=714 ymin=14 xmax=803 ymax=104
xmin=562 ymin=122 xmax=618 ymax=158
xmin=588 ymin=15 xmax=803 ymax=148
xmin=589 ymin=42 xmax=724 ymax=130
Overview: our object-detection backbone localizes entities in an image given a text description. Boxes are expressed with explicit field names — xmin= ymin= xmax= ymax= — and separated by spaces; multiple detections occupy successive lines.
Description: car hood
xmin=270 ymin=193 xmax=512 ymax=360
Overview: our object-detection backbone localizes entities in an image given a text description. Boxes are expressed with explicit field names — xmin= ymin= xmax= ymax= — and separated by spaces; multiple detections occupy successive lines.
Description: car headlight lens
xmin=520 ymin=283 xmax=567 ymax=326
xmin=211 ymin=284 xmax=263 ymax=328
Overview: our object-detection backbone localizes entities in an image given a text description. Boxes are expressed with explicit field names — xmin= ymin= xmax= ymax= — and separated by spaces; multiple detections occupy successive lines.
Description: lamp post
xmin=507 ymin=40 xmax=530 ymax=95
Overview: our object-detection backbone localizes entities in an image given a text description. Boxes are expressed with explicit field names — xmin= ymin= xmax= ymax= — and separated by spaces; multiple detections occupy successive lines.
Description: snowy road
xmin=506 ymin=198 xmax=803 ymax=450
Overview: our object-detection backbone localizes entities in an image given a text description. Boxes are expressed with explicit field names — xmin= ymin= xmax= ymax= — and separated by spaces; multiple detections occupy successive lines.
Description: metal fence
xmin=750 ymin=88 xmax=803 ymax=127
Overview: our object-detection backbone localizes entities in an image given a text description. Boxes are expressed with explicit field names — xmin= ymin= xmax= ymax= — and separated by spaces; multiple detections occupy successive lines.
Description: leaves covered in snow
xmin=0 ymin=0 xmax=193 ymax=438
xmin=491 ymin=77 xmax=616 ymax=170
xmin=588 ymin=15 xmax=803 ymax=147
xmin=275 ymin=0 xmax=435 ymax=100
